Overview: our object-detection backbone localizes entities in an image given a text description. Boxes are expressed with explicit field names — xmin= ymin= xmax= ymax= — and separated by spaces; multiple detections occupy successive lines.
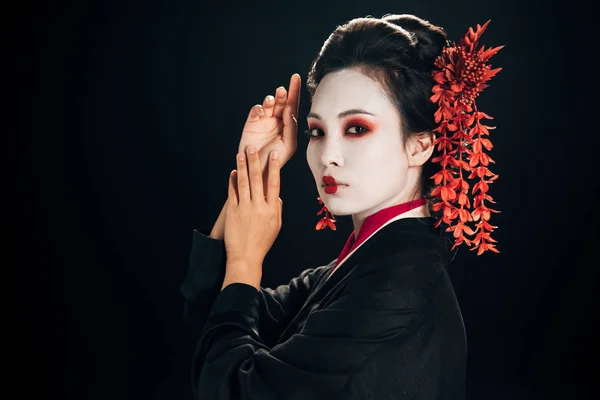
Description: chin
xmin=318 ymin=195 xmax=358 ymax=216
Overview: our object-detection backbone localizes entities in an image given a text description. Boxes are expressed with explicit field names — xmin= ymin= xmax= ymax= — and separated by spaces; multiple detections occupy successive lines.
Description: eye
xmin=303 ymin=125 xmax=369 ymax=139
xmin=303 ymin=128 xmax=321 ymax=139
xmin=347 ymin=125 xmax=368 ymax=135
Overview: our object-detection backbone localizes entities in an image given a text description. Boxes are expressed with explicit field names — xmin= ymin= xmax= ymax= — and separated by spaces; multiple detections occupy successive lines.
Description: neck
xmin=351 ymin=196 xmax=430 ymax=238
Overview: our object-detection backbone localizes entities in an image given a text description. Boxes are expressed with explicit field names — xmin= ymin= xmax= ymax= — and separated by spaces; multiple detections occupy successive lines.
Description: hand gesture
xmin=224 ymin=146 xmax=282 ymax=271
xmin=238 ymin=74 xmax=301 ymax=191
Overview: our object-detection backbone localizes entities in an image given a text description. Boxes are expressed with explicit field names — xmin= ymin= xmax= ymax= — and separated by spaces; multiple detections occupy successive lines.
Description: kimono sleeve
xmin=190 ymin=253 xmax=444 ymax=399
xmin=180 ymin=229 xmax=330 ymax=346
xmin=180 ymin=229 xmax=227 ymax=330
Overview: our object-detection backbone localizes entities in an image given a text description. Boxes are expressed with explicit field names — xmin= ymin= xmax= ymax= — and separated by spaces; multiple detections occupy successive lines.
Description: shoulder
xmin=360 ymin=244 xmax=444 ymax=282
xmin=303 ymin=248 xmax=445 ymax=340
xmin=357 ymin=217 xmax=452 ymax=268
xmin=344 ymin=247 xmax=445 ymax=308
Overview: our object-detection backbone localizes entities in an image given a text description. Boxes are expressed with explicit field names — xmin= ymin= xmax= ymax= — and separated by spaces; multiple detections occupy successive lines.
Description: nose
xmin=320 ymin=138 xmax=344 ymax=168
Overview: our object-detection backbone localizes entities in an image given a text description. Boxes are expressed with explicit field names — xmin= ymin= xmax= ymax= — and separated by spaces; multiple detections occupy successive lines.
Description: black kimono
xmin=180 ymin=217 xmax=467 ymax=399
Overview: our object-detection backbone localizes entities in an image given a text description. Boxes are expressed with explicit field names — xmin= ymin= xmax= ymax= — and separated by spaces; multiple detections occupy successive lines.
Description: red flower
xmin=429 ymin=20 xmax=503 ymax=255
xmin=315 ymin=197 xmax=337 ymax=231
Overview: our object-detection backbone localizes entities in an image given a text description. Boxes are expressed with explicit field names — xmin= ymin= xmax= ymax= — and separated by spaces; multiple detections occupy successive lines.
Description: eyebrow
xmin=306 ymin=108 xmax=376 ymax=120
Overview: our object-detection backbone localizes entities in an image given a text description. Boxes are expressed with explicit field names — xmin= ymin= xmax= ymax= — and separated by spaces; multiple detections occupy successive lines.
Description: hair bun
xmin=382 ymin=14 xmax=447 ymax=70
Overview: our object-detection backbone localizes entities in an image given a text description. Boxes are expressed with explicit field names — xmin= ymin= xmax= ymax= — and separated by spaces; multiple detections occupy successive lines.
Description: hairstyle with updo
xmin=306 ymin=14 xmax=448 ymax=214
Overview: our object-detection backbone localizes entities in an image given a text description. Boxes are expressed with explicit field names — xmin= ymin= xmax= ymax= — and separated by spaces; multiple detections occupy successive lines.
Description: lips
xmin=322 ymin=176 xmax=347 ymax=186
xmin=324 ymin=185 xmax=342 ymax=194
xmin=322 ymin=175 xmax=348 ymax=194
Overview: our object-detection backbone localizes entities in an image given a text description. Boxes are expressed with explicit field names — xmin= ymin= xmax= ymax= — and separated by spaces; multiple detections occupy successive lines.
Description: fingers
xmin=245 ymin=145 xmax=265 ymax=201
xmin=287 ymin=74 xmax=301 ymax=120
xmin=274 ymin=74 xmax=301 ymax=120
xmin=272 ymin=86 xmax=287 ymax=119
xmin=266 ymin=150 xmax=281 ymax=205
xmin=262 ymin=95 xmax=275 ymax=118
xmin=282 ymin=105 xmax=298 ymax=153
xmin=236 ymin=146 xmax=265 ymax=204
xmin=282 ymin=74 xmax=300 ymax=152
xmin=278 ymin=198 xmax=283 ymax=222
xmin=232 ymin=149 xmax=280 ymax=210
xmin=236 ymin=151 xmax=251 ymax=204
xmin=257 ymin=74 xmax=300 ymax=122
xmin=228 ymin=169 xmax=239 ymax=205
xmin=247 ymin=104 xmax=265 ymax=122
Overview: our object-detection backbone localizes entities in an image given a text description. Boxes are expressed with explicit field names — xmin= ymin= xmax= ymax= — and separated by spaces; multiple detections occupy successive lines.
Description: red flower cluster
xmin=429 ymin=20 xmax=504 ymax=255
xmin=315 ymin=196 xmax=337 ymax=230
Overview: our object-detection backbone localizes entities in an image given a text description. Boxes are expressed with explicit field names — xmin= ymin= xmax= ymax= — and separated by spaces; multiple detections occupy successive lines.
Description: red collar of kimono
xmin=332 ymin=198 xmax=427 ymax=271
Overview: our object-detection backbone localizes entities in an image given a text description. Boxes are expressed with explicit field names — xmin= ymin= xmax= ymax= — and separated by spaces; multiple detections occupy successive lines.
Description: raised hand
xmin=238 ymin=74 xmax=301 ymax=190
xmin=223 ymin=146 xmax=282 ymax=290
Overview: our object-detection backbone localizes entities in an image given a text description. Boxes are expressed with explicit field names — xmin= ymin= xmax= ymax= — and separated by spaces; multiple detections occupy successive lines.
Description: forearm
xmin=209 ymin=199 xmax=228 ymax=240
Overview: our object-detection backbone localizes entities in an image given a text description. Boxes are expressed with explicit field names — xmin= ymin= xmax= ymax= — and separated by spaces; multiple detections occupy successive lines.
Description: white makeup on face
xmin=305 ymin=68 xmax=423 ymax=231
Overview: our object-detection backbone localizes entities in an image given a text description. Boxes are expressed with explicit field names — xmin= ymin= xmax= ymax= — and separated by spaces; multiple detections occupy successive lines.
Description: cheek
xmin=306 ymin=143 xmax=321 ymax=175
xmin=352 ymin=140 xmax=407 ymax=182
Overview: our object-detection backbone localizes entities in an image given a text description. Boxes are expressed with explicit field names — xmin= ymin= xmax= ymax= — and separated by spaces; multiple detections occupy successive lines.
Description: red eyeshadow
xmin=306 ymin=117 xmax=378 ymax=138
xmin=344 ymin=118 xmax=377 ymax=137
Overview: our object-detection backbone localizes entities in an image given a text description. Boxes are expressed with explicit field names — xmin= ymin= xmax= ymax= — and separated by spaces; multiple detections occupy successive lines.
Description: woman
xmin=180 ymin=13 xmax=501 ymax=399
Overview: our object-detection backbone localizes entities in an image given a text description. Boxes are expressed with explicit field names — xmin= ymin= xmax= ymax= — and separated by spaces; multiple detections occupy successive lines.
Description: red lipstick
xmin=322 ymin=176 xmax=347 ymax=194
xmin=325 ymin=185 xmax=338 ymax=194
xmin=323 ymin=176 xmax=337 ymax=185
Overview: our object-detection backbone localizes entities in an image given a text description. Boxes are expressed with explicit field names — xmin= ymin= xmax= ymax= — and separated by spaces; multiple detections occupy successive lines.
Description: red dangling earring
xmin=316 ymin=197 xmax=337 ymax=230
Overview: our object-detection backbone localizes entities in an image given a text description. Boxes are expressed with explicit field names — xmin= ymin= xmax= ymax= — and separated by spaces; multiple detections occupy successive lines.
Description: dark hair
xmin=306 ymin=14 xmax=448 ymax=210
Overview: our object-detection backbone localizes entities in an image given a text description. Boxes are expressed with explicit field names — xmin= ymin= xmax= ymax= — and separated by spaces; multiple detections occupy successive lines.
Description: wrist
xmin=209 ymin=199 xmax=228 ymax=240
xmin=226 ymin=259 xmax=262 ymax=273
xmin=208 ymin=228 xmax=224 ymax=240
xmin=222 ymin=263 xmax=262 ymax=291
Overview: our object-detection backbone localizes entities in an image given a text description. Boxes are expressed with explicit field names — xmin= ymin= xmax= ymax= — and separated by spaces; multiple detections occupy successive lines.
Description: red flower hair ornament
xmin=429 ymin=19 xmax=503 ymax=255
xmin=315 ymin=20 xmax=503 ymax=256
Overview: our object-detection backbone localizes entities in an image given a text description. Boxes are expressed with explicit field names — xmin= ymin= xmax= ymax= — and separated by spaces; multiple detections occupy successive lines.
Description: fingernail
xmin=266 ymin=96 xmax=274 ymax=102
xmin=248 ymin=146 xmax=256 ymax=154
xmin=272 ymin=151 xmax=279 ymax=159
xmin=238 ymin=152 xmax=245 ymax=161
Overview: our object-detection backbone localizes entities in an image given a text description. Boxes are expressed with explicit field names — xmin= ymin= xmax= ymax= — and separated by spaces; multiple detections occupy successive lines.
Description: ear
xmin=406 ymin=131 xmax=436 ymax=167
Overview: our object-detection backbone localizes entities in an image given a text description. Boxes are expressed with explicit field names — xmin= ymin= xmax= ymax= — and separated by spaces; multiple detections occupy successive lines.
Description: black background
xmin=15 ymin=0 xmax=598 ymax=399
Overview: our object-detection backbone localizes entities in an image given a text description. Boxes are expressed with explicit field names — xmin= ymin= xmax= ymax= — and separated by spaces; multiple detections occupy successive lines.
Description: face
xmin=306 ymin=68 xmax=421 ymax=220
